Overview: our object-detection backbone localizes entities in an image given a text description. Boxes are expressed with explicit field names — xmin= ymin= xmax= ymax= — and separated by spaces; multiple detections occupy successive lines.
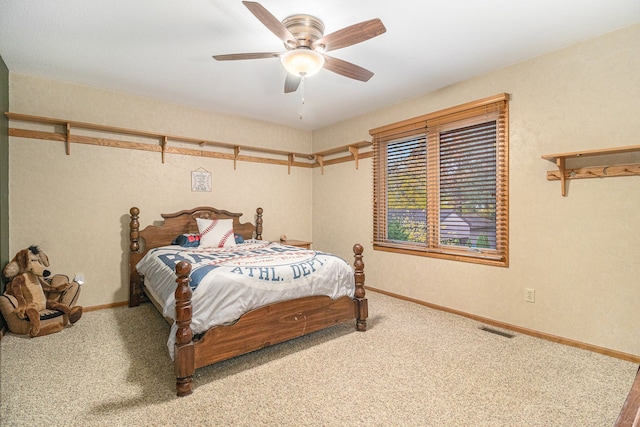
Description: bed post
xmin=255 ymin=207 xmax=263 ymax=240
xmin=129 ymin=207 xmax=142 ymax=307
xmin=353 ymin=243 xmax=367 ymax=331
xmin=174 ymin=261 xmax=195 ymax=397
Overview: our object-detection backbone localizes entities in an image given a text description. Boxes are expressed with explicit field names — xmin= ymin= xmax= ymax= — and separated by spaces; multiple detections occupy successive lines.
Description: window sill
xmin=373 ymin=243 xmax=508 ymax=267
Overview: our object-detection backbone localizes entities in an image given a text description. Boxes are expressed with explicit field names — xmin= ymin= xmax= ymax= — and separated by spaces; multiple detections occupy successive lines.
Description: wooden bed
xmin=128 ymin=206 xmax=367 ymax=396
xmin=615 ymin=365 xmax=640 ymax=427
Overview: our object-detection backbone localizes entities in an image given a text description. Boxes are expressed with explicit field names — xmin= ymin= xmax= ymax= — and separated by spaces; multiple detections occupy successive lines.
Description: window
xmin=371 ymin=94 xmax=509 ymax=267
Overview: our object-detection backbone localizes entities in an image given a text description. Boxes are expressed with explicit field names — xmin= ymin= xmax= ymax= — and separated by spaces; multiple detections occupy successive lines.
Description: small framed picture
xmin=191 ymin=169 xmax=211 ymax=192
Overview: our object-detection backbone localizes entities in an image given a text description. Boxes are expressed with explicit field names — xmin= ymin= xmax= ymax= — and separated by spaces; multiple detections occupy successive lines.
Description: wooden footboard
xmin=173 ymin=243 xmax=367 ymax=397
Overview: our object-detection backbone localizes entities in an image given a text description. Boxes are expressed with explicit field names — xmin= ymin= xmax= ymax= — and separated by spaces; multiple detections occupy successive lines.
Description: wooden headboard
xmin=128 ymin=206 xmax=263 ymax=306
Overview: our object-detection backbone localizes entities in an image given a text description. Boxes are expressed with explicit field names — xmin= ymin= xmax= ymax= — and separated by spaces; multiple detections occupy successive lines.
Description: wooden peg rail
xmin=313 ymin=141 xmax=372 ymax=175
xmin=541 ymin=145 xmax=640 ymax=196
xmin=5 ymin=112 xmax=371 ymax=174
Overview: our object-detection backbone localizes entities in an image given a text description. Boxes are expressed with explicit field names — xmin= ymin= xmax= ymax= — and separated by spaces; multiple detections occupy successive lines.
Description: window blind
xmin=371 ymin=94 xmax=509 ymax=267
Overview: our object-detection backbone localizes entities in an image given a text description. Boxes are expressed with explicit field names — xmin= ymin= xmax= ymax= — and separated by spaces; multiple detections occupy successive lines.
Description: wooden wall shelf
xmin=541 ymin=145 xmax=640 ymax=196
xmin=5 ymin=112 xmax=371 ymax=174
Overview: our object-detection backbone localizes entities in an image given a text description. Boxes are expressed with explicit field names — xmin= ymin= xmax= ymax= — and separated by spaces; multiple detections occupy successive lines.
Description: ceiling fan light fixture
xmin=281 ymin=49 xmax=325 ymax=77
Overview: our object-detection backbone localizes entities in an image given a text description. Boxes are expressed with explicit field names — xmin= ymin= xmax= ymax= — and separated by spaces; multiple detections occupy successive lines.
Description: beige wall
xmin=312 ymin=24 xmax=640 ymax=357
xmin=8 ymin=75 xmax=313 ymax=307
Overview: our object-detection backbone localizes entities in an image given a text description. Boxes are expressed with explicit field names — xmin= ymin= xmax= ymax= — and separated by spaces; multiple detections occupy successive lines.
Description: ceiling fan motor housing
xmin=282 ymin=14 xmax=325 ymax=50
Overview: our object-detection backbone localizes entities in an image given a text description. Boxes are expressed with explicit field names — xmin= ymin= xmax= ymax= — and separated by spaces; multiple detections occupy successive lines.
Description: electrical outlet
xmin=525 ymin=288 xmax=535 ymax=303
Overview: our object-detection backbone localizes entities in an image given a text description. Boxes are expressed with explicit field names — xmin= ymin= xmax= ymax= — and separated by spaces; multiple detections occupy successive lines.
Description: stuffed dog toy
xmin=2 ymin=246 xmax=82 ymax=337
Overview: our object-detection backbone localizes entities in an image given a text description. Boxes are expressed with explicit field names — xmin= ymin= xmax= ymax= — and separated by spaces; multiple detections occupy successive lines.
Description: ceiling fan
xmin=212 ymin=1 xmax=386 ymax=93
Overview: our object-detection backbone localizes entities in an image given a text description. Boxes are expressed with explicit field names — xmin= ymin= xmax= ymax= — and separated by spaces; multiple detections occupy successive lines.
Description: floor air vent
xmin=480 ymin=326 xmax=515 ymax=338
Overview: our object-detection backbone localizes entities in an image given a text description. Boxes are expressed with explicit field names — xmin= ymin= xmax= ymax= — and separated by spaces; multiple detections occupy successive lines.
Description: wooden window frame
xmin=370 ymin=94 xmax=509 ymax=267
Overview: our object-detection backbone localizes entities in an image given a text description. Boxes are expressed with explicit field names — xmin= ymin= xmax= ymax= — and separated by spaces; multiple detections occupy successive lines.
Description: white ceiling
xmin=1 ymin=1 xmax=639 ymax=131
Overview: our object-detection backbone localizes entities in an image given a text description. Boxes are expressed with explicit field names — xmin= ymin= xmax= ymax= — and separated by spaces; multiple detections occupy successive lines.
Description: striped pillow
xmin=196 ymin=218 xmax=236 ymax=248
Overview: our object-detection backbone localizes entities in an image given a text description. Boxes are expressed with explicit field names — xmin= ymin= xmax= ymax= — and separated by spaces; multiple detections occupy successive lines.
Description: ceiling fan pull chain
xmin=299 ymin=75 xmax=306 ymax=120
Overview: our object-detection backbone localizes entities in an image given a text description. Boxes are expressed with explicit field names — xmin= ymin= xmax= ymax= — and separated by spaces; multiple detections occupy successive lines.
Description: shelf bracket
xmin=287 ymin=153 xmax=294 ymax=175
xmin=557 ymin=157 xmax=566 ymax=196
xmin=161 ymin=136 xmax=168 ymax=164
xmin=316 ymin=155 xmax=325 ymax=175
xmin=234 ymin=146 xmax=240 ymax=170
xmin=348 ymin=145 xmax=360 ymax=170
xmin=65 ymin=123 xmax=71 ymax=155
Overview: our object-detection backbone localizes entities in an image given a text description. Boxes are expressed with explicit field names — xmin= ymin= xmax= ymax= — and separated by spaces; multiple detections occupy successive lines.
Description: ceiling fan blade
xmin=284 ymin=74 xmax=301 ymax=93
xmin=242 ymin=1 xmax=299 ymax=47
xmin=312 ymin=18 xmax=386 ymax=53
xmin=322 ymin=55 xmax=374 ymax=82
xmin=212 ymin=52 xmax=281 ymax=61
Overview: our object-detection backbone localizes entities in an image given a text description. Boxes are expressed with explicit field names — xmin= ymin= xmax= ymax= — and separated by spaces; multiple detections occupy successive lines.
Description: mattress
xmin=136 ymin=240 xmax=355 ymax=357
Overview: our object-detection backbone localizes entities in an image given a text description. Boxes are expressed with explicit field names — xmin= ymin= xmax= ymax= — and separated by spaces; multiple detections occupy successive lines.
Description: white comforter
xmin=135 ymin=240 xmax=355 ymax=358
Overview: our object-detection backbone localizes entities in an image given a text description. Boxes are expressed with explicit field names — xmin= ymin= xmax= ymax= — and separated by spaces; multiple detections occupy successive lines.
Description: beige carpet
xmin=1 ymin=291 xmax=637 ymax=426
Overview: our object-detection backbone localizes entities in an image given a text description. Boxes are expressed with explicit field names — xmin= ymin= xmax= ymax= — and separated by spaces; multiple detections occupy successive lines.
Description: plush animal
xmin=2 ymin=246 xmax=82 ymax=337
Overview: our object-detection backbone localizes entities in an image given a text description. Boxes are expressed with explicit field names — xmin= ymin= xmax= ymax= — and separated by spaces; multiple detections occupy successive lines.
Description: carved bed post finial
xmin=353 ymin=243 xmax=367 ymax=331
xmin=174 ymin=260 xmax=195 ymax=397
xmin=129 ymin=207 xmax=140 ymax=253
xmin=255 ymin=207 xmax=263 ymax=240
